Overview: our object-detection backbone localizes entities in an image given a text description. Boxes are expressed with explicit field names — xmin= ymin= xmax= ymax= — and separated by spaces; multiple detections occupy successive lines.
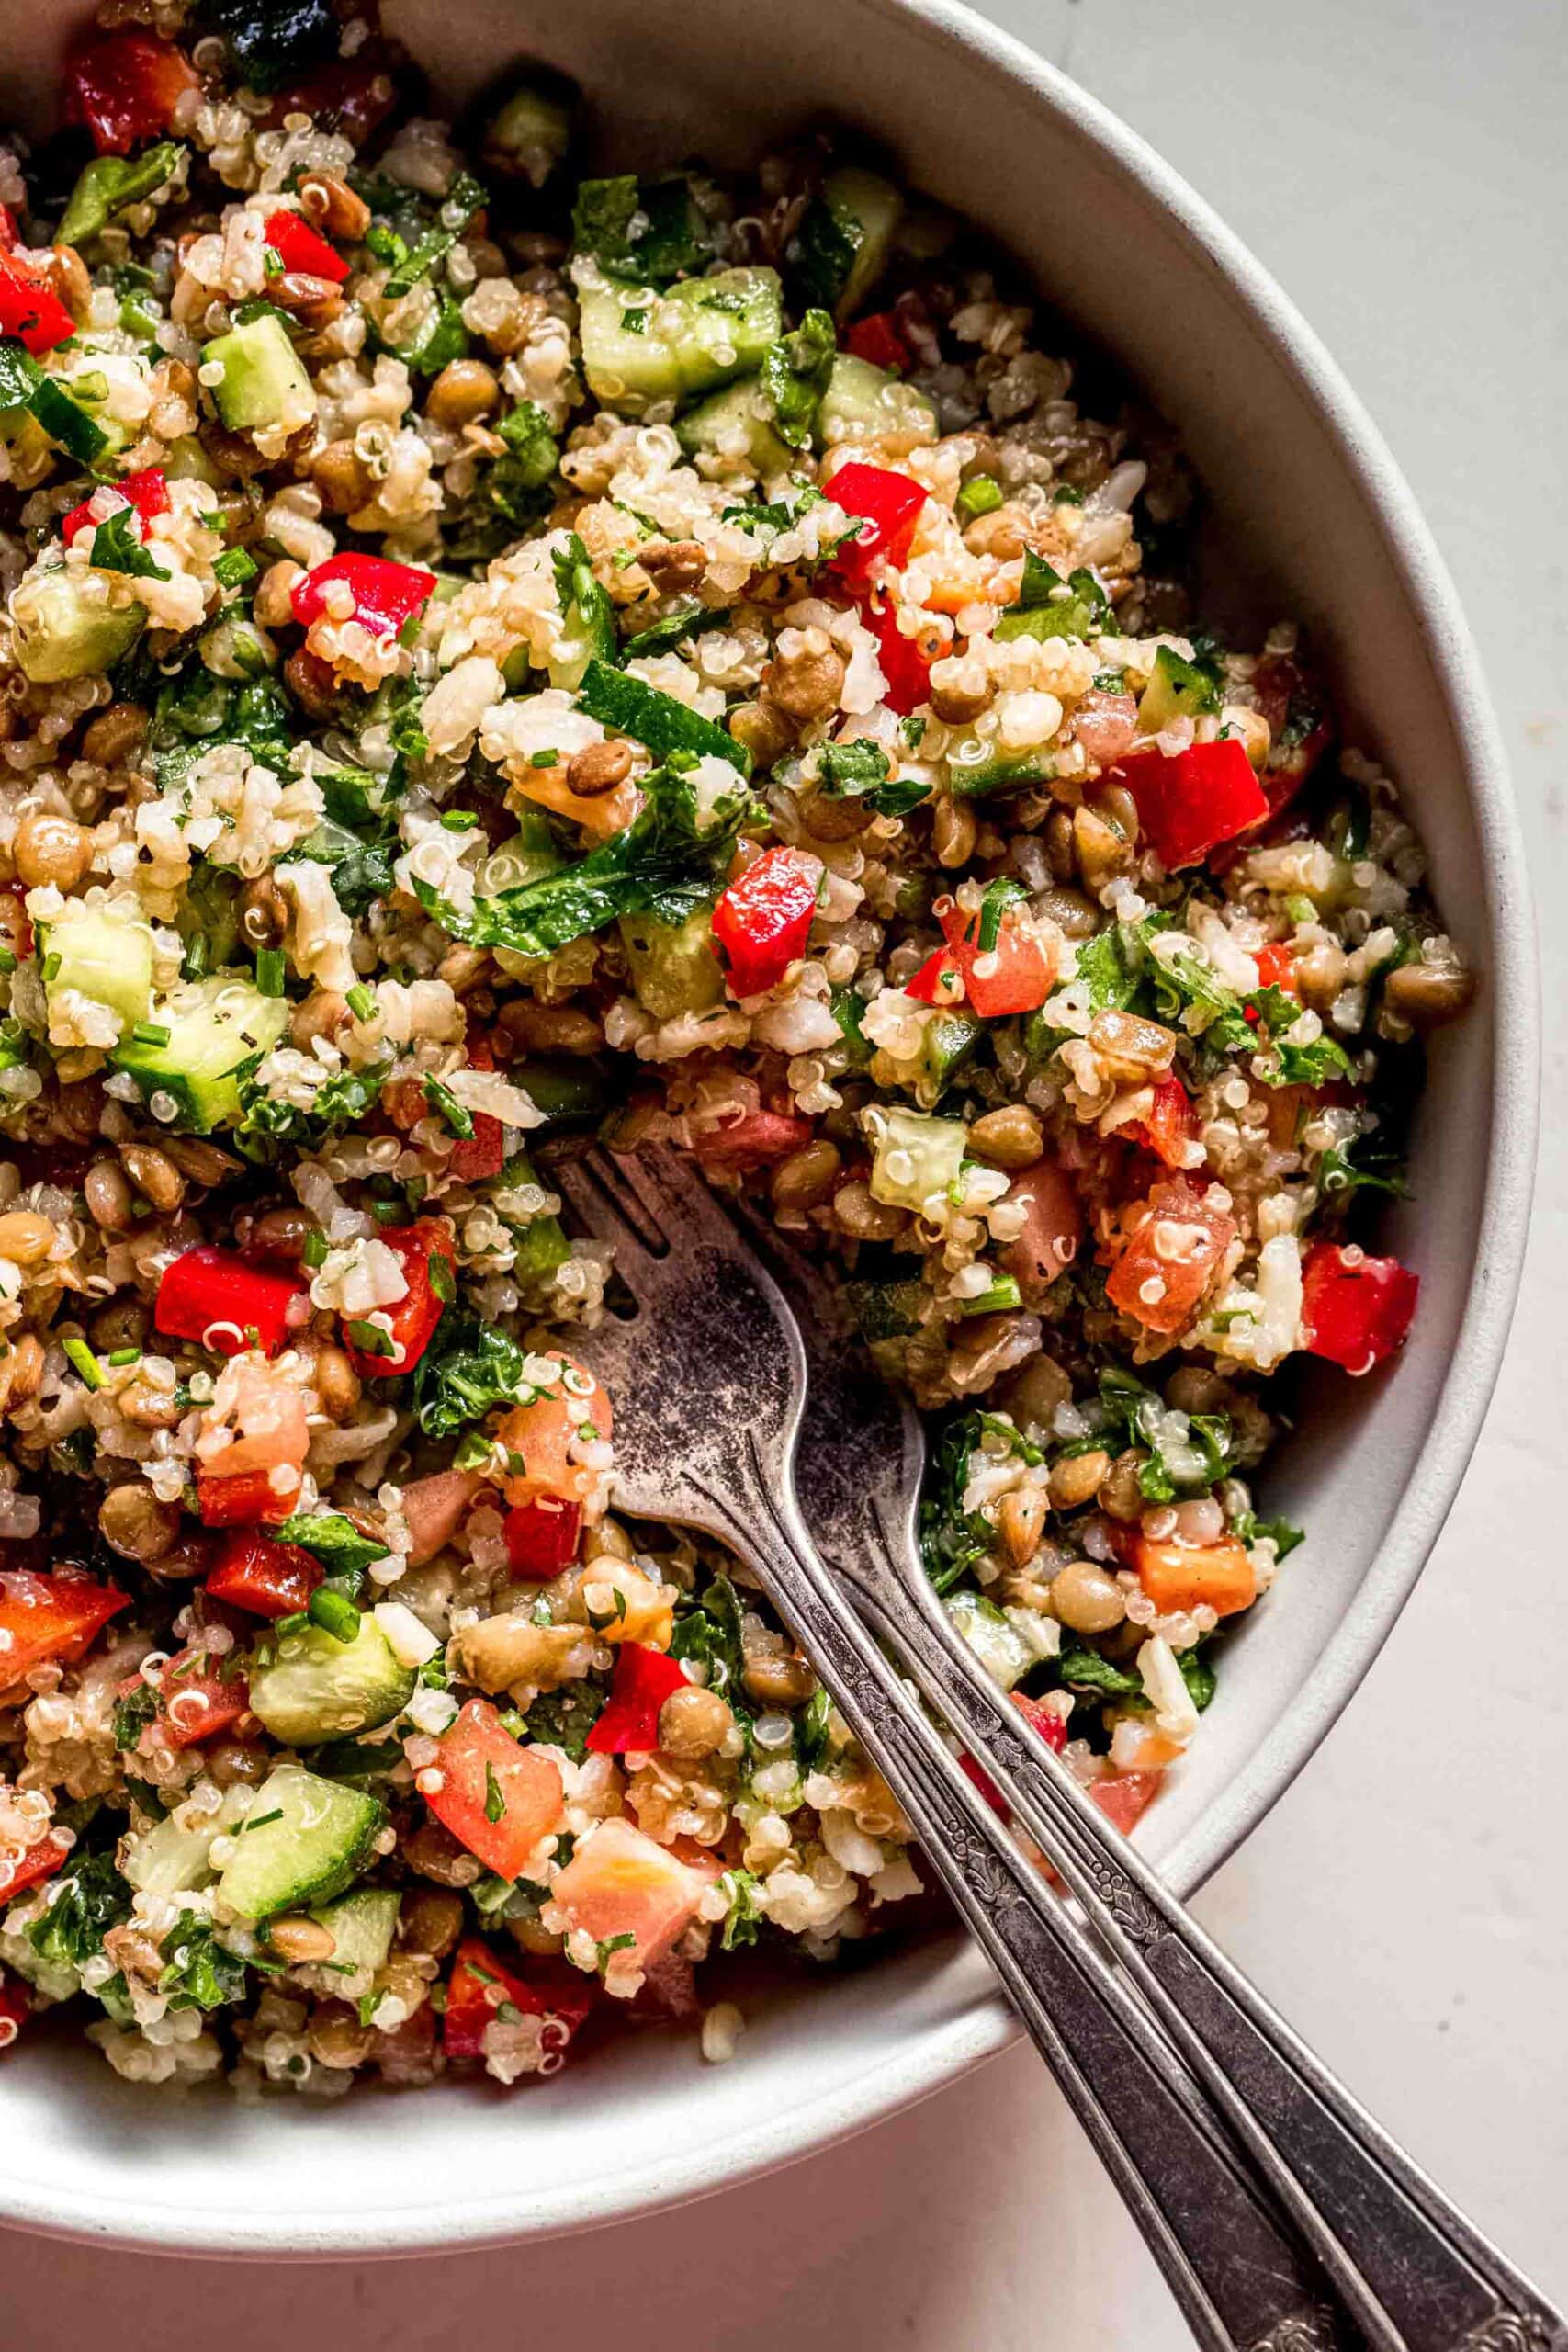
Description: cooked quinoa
xmin=0 ymin=1 xmax=1472 ymax=2097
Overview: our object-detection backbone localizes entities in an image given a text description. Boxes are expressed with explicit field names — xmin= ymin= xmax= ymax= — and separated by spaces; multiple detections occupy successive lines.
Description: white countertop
xmin=5 ymin=2 xmax=1563 ymax=2340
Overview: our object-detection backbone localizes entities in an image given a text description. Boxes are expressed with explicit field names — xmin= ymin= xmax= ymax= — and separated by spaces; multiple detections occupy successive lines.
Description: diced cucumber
xmin=198 ymin=607 xmax=276 ymax=680
xmin=816 ymin=355 xmax=938 ymax=451
xmin=576 ymin=266 xmax=783 ymax=413
xmin=618 ymin=902 xmax=726 ymax=1020
xmin=122 ymin=1785 xmax=253 ymax=1898
xmin=870 ymin=1105 xmax=968 ymax=1211
xmin=42 ymin=902 xmax=154 ymax=1030
xmin=944 ymin=1590 xmax=1036 ymax=1691
xmin=510 ymin=1057 xmax=615 ymax=1130
xmin=481 ymin=817 xmax=562 ymax=895
xmin=0 ymin=1924 xmax=80 ymax=2005
xmin=11 ymin=567 xmax=145 ymax=684
xmin=59 ymin=141 xmax=184 ymax=249
xmin=216 ymin=1765 xmax=384 ymax=1922
xmin=481 ymin=73 xmax=577 ymax=186
xmin=791 ymin=166 xmax=905 ymax=319
xmin=111 ymin=971 xmax=288 ymax=1133
xmin=921 ymin=1006 xmax=983 ymax=1095
xmin=309 ymin=1885 xmax=400 ymax=1976
xmin=0 ymin=343 xmax=111 ymax=467
xmin=161 ymin=435 xmax=222 ymax=486
xmin=943 ymin=731 xmax=1055 ymax=799
xmin=675 ymin=377 xmax=795 ymax=479
xmin=247 ymin=1615 xmax=415 ymax=1747
xmin=577 ymin=657 xmax=749 ymax=773
xmin=513 ymin=1210 xmax=570 ymax=1287
xmin=1136 ymin=644 xmax=1222 ymax=733
xmin=204 ymin=311 xmax=315 ymax=435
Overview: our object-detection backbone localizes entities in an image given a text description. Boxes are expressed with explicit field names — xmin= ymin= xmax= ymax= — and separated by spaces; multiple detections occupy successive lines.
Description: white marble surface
xmin=5 ymin=2 xmax=1564 ymax=2340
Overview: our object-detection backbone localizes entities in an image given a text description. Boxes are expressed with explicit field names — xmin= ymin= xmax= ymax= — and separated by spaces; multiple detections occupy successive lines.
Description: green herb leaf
xmin=273 ymin=1511 xmax=387 ymax=1578
xmin=571 ymin=175 xmax=716 ymax=285
xmin=758 ymin=306 xmax=835 ymax=449
xmin=89 ymin=505 xmax=170 ymax=582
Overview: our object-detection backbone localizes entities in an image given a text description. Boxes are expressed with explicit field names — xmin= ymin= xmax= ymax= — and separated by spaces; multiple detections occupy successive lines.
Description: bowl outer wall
xmin=0 ymin=0 xmax=1537 ymax=2257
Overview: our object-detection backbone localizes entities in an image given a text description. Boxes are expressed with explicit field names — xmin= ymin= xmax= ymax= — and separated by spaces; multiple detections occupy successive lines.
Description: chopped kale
xmin=27 ymin=1852 xmax=130 ymax=1972
xmin=571 ymin=175 xmax=716 ymax=285
xmin=414 ymin=1318 xmax=548 ymax=1440
xmin=160 ymin=1915 xmax=249 ymax=2010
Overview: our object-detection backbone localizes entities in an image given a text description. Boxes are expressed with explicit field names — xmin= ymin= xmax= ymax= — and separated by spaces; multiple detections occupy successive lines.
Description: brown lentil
xmin=1382 ymin=957 xmax=1474 ymax=1028
xmin=299 ymin=172 xmax=371 ymax=239
xmin=254 ymin=560 xmax=305 ymax=629
xmin=968 ymin=1104 xmax=1045 ymax=1168
xmin=1098 ymin=1450 xmax=1147 ymax=1521
xmin=399 ymin=1888 xmax=465 ymax=1962
xmin=290 ymin=990 xmax=350 ymax=1051
xmin=307 ymin=2003 xmax=376 ymax=2070
xmin=658 ymin=1683 xmax=734 ymax=1759
xmin=931 ymin=791 xmax=977 ymax=868
xmin=832 ymin=1180 xmax=908 ymax=1242
xmin=98 ymin=1483 xmax=180 ymax=1564
xmin=997 ymin=1487 xmax=1046 ymax=1567
xmin=0 ymin=1211 xmax=57 ymax=1268
xmin=427 ymin=359 xmax=502 ymax=425
xmin=118 ymin=1142 xmax=185 ymax=1215
xmin=13 ymin=809 xmax=92 ymax=891
xmin=764 ymin=640 xmax=846 ymax=724
xmin=1074 ymin=803 xmax=1133 ymax=890
xmin=267 ymin=1916 xmax=338 ymax=1965
xmin=566 ymin=738 xmax=633 ymax=797
xmin=497 ymin=1001 xmax=603 ymax=1056
xmin=771 ymin=1137 xmax=842 ymax=1213
xmin=743 ymin=1653 xmax=816 ymax=1708
xmin=206 ymin=1742 xmax=271 ymax=1790
xmin=1049 ymin=1557 xmax=1127 ymax=1634
xmin=309 ymin=439 xmax=375 ymax=515
xmin=1048 ymin=1450 xmax=1111 ymax=1510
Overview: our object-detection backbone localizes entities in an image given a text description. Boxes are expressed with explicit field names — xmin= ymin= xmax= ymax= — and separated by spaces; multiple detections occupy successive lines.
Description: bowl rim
xmin=0 ymin=0 xmax=1538 ymax=2260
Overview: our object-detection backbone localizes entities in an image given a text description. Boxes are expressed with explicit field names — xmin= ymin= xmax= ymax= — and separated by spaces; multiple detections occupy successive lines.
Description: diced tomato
xmin=62 ymin=467 xmax=169 ymax=548
xmin=443 ymin=1935 xmax=597 ymax=2068
xmin=0 ymin=209 xmax=19 ymax=254
xmin=0 ymin=882 xmax=33 ymax=966
xmin=1090 ymin=1770 xmax=1163 ymax=1837
xmin=1128 ymin=1071 xmax=1198 ymax=1170
xmin=0 ymin=1973 xmax=28 ymax=2049
xmin=690 ymin=1109 xmax=814 ymax=1170
xmin=710 ymin=846 xmax=822 ymax=998
xmin=496 ymin=1361 xmax=612 ymax=1510
xmin=195 ymin=1469 xmax=297 ymax=1530
xmin=0 ymin=1830 xmax=71 ymax=1906
xmin=845 ymin=311 xmax=911 ymax=372
xmin=939 ymin=895 xmax=1060 ymax=1017
xmin=1250 ymin=653 xmax=1334 ymax=811
xmin=826 ymin=462 xmax=928 ymax=588
xmin=292 ymin=552 xmax=437 ymax=640
xmin=550 ymin=1815 xmax=723 ymax=1973
xmin=1114 ymin=739 xmax=1269 ymax=870
xmin=155 ymin=1246 xmax=306 ymax=1359
xmin=1301 ymin=1243 xmax=1418 ymax=1374
xmin=140 ymin=1648 xmax=253 ymax=1750
xmin=63 ymin=27 xmax=201 ymax=156
xmin=585 ymin=1644 xmax=690 ymax=1756
xmin=1254 ymin=942 xmax=1298 ymax=996
xmin=426 ymin=1698 xmax=565 ymax=1882
xmin=1105 ymin=1178 xmax=1236 ymax=1336
xmin=1135 ymin=1535 xmax=1257 ymax=1619
xmin=998 ymin=1157 xmax=1084 ymax=1307
xmin=0 ymin=257 xmax=76 ymax=356
xmin=341 ymin=1217 xmax=456 ymax=1378
xmin=263 ymin=209 xmax=350 ymax=286
xmin=401 ymin=1467 xmax=483 ymax=1567
xmin=905 ymin=945 xmax=963 ymax=1006
xmin=962 ymin=1690 xmax=1069 ymax=1815
xmin=259 ymin=51 xmax=401 ymax=145
xmin=0 ymin=1570 xmax=129 ymax=1690
xmin=502 ymin=1498 xmax=582 ymax=1581
xmin=205 ymin=1529 xmax=321 ymax=1619
xmin=861 ymin=594 xmax=935 ymax=715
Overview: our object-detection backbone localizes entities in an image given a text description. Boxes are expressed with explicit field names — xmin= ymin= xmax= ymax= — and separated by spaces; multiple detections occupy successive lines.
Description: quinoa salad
xmin=0 ymin=1 xmax=1472 ymax=2100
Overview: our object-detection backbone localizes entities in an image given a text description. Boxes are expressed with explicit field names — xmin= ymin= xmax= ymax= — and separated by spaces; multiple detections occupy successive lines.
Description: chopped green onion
xmin=483 ymin=1762 xmax=507 ymax=1823
xmin=213 ymin=548 xmax=258 ymax=590
xmin=301 ymin=1228 xmax=328 ymax=1269
xmin=308 ymin=1588 xmax=362 ymax=1644
xmin=439 ymin=809 xmax=479 ymax=829
xmin=423 ymin=1074 xmax=475 ymax=1139
xmin=959 ymin=1276 xmax=1022 ymax=1317
xmin=454 ymin=1429 xmax=492 ymax=1471
xmin=254 ymin=947 xmax=286 ymax=997
xmin=345 ymin=983 xmax=377 ymax=1023
xmin=0 ymin=949 xmax=16 ymax=976
xmin=529 ymin=749 xmax=559 ymax=768
xmin=956 ymin=475 xmax=1003 ymax=522
xmin=62 ymin=1337 xmax=104 ymax=1389
xmin=976 ymin=875 xmax=1025 ymax=954
xmin=42 ymin=953 xmax=62 ymax=984
xmin=427 ymin=1251 xmax=456 ymax=1304
xmin=344 ymin=1318 xmax=397 ymax=1359
xmin=130 ymin=1020 xmax=172 ymax=1048
xmin=106 ymin=1346 xmax=142 ymax=1367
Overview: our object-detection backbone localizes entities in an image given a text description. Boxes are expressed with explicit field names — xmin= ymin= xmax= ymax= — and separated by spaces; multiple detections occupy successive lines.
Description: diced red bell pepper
xmin=861 ymin=593 xmax=936 ymax=715
xmin=445 ymin=1034 xmax=504 ymax=1184
xmin=196 ymin=1468 xmax=296 ymax=1530
xmin=1128 ymin=1071 xmax=1198 ymax=1170
xmin=263 ymin=209 xmax=350 ymax=286
xmin=141 ymin=1648 xmax=253 ymax=1750
xmin=1114 ymin=739 xmax=1269 ymax=870
xmin=62 ymin=466 xmax=170 ymax=548
xmin=0 ymin=1973 xmax=28 ymax=2050
xmin=827 ymin=462 xmax=928 ymax=588
xmin=427 ymin=1698 xmax=566 ymax=1882
xmin=585 ymin=1643 xmax=690 ymax=1757
xmin=155 ymin=1245 xmax=306 ymax=1359
xmin=63 ymin=27 xmax=201 ymax=157
xmin=443 ymin=1934 xmax=597 ymax=2067
xmin=0 ymin=882 xmax=34 ymax=966
xmin=0 ymin=1570 xmax=129 ymax=1690
xmin=1250 ymin=653 xmax=1334 ymax=811
xmin=0 ymin=258 xmax=76 ymax=356
xmin=0 ymin=209 xmax=19 ymax=255
xmin=0 ymin=1830 xmax=72 ymax=1906
xmin=1090 ymin=1770 xmax=1163 ymax=1837
xmin=502 ymin=1498 xmax=581 ymax=1581
xmin=939 ymin=897 xmax=1060 ymax=1017
xmin=690 ymin=1109 xmax=814 ymax=1170
xmin=1301 ymin=1243 xmax=1418 ymax=1374
xmin=1253 ymin=942 xmax=1298 ymax=996
xmin=844 ymin=311 xmax=911 ymax=372
xmin=258 ymin=51 xmax=401 ymax=145
xmin=291 ymin=552 xmax=438 ymax=639
xmin=905 ymin=945 xmax=963 ymax=1006
xmin=1105 ymin=1178 xmax=1236 ymax=1336
xmin=710 ymin=846 xmax=822 ymax=998
xmin=341 ymin=1216 xmax=456 ymax=1378
xmin=205 ymin=1529 xmax=321 ymax=1619
xmin=961 ymin=1689 xmax=1069 ymax=1815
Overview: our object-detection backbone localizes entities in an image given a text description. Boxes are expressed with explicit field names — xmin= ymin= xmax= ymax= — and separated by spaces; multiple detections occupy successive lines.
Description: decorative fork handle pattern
xmin=850 ymin=1532 xmax=1567 ymax=2352
xmin=692 ymin=1434 xmax=1352 ymax=2352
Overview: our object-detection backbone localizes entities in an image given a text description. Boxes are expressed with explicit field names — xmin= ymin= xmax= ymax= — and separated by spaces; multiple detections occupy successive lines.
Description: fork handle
xmin=706 ymin=1455 xmax=1354 ymax=2352
xmin=857 ymin=1554 xmax=1566 ymax=2352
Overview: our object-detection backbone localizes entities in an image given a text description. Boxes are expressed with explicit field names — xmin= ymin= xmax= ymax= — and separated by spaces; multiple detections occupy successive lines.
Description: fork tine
xmin=549 ymin=1148 xmax=667 ymax=1274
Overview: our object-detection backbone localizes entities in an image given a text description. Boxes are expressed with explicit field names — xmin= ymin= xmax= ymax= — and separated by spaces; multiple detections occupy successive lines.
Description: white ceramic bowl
xmin=0 ymin=0 xmax=1537 ymax=2256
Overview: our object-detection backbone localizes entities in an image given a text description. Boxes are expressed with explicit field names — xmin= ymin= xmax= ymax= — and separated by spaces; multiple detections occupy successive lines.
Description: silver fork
xmin=548 ymin=1142 xmax=1562 ymax=2352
